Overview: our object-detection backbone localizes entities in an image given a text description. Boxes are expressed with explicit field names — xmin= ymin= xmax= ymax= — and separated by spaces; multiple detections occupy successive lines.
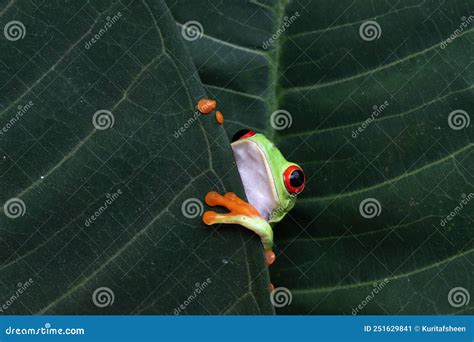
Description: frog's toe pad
xmin=203 ymin=211 xmax=218 ymax=225
xmin=204 ymin=191 xmax=222 ymax=206
xmin=224 ymin=192 xmax=237 ymax=200
xmin=265 ymin=250 xmax=276 ymax=265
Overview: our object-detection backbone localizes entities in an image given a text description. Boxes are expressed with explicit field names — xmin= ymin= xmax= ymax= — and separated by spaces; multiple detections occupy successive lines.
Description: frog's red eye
xmin=283 ymin=165 xmax=305 ymax=194
xmin=232 ymin=129 xmax=256 ymax=142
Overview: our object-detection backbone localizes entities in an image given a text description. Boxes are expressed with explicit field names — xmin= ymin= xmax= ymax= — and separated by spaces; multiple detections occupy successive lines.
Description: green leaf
xmin=0 ymin=0 xmax=273 ymax=314
xmin=168 ymin=0 xmax=474 ymax=314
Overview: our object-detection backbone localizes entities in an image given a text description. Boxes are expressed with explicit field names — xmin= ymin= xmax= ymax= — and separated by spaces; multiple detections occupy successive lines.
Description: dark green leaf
xmin=168 ymin=0 xmax=474 ymax=314
xmin=0 ymin=0 xmax=273 ymax=314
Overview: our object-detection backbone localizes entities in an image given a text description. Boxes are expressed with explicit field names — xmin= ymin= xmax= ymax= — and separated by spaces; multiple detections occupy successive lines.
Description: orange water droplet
xmin=215 ymin=110 xmax=224 ymax=124
xmin=197 ymin=99 xmax=216 ymax=114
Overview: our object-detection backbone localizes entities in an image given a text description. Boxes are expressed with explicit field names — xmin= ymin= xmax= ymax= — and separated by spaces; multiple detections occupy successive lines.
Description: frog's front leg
xmin=203 ymin=191 xmax=275 ymax=265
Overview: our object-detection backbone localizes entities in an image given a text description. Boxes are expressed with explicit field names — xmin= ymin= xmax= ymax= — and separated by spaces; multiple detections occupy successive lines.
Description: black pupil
xmin=290 ymin=170 xmax=304 ymax=188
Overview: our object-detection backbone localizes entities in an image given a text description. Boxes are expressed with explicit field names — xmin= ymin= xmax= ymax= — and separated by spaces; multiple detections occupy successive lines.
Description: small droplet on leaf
xmin=215 ymin=110 xmax=224 ymax=124
xmin=197 ymin=98 xmax=216 ymax=114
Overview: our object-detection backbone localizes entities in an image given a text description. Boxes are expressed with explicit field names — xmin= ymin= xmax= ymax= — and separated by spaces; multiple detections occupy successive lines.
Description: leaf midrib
xmin=264 ymin=0 xmax=289 ymax=143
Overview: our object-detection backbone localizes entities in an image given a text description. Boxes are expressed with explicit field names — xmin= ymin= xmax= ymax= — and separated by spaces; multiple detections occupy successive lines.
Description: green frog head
xmin=230 ymin=129 xmax=305 ymax=223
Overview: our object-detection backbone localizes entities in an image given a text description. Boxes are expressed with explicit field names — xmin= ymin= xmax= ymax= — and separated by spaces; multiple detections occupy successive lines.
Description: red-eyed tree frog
xmin=203 ymin=129 xmax=305 ymax=266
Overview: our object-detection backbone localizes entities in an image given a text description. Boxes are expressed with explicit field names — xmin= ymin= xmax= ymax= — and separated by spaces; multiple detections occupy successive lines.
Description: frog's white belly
xmin=231 ymin=139 xmax=278 ymax=221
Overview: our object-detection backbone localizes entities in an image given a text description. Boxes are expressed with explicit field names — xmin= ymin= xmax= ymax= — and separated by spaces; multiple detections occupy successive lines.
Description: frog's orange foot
xmin=202 ymin=191 xmax=274 ymax=256
xmin=203 ymin=191 xmax=261 ymax=223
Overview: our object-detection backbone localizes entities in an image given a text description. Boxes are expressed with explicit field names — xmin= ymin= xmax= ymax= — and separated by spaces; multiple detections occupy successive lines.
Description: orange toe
xmin=268 ymin=282 xmax=275 ymax=292
xmin=202 ymin=211 xmax=217 ymax=225
xmin=204 ymin=191 xmax=221 ymax=206
xmin=265 ymin=250 xmax=276 ymax=265
xmin=224 ymin=192 xmax=237 ymax=200
xmin=205 ymin=191 xmax=260 ymax=217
